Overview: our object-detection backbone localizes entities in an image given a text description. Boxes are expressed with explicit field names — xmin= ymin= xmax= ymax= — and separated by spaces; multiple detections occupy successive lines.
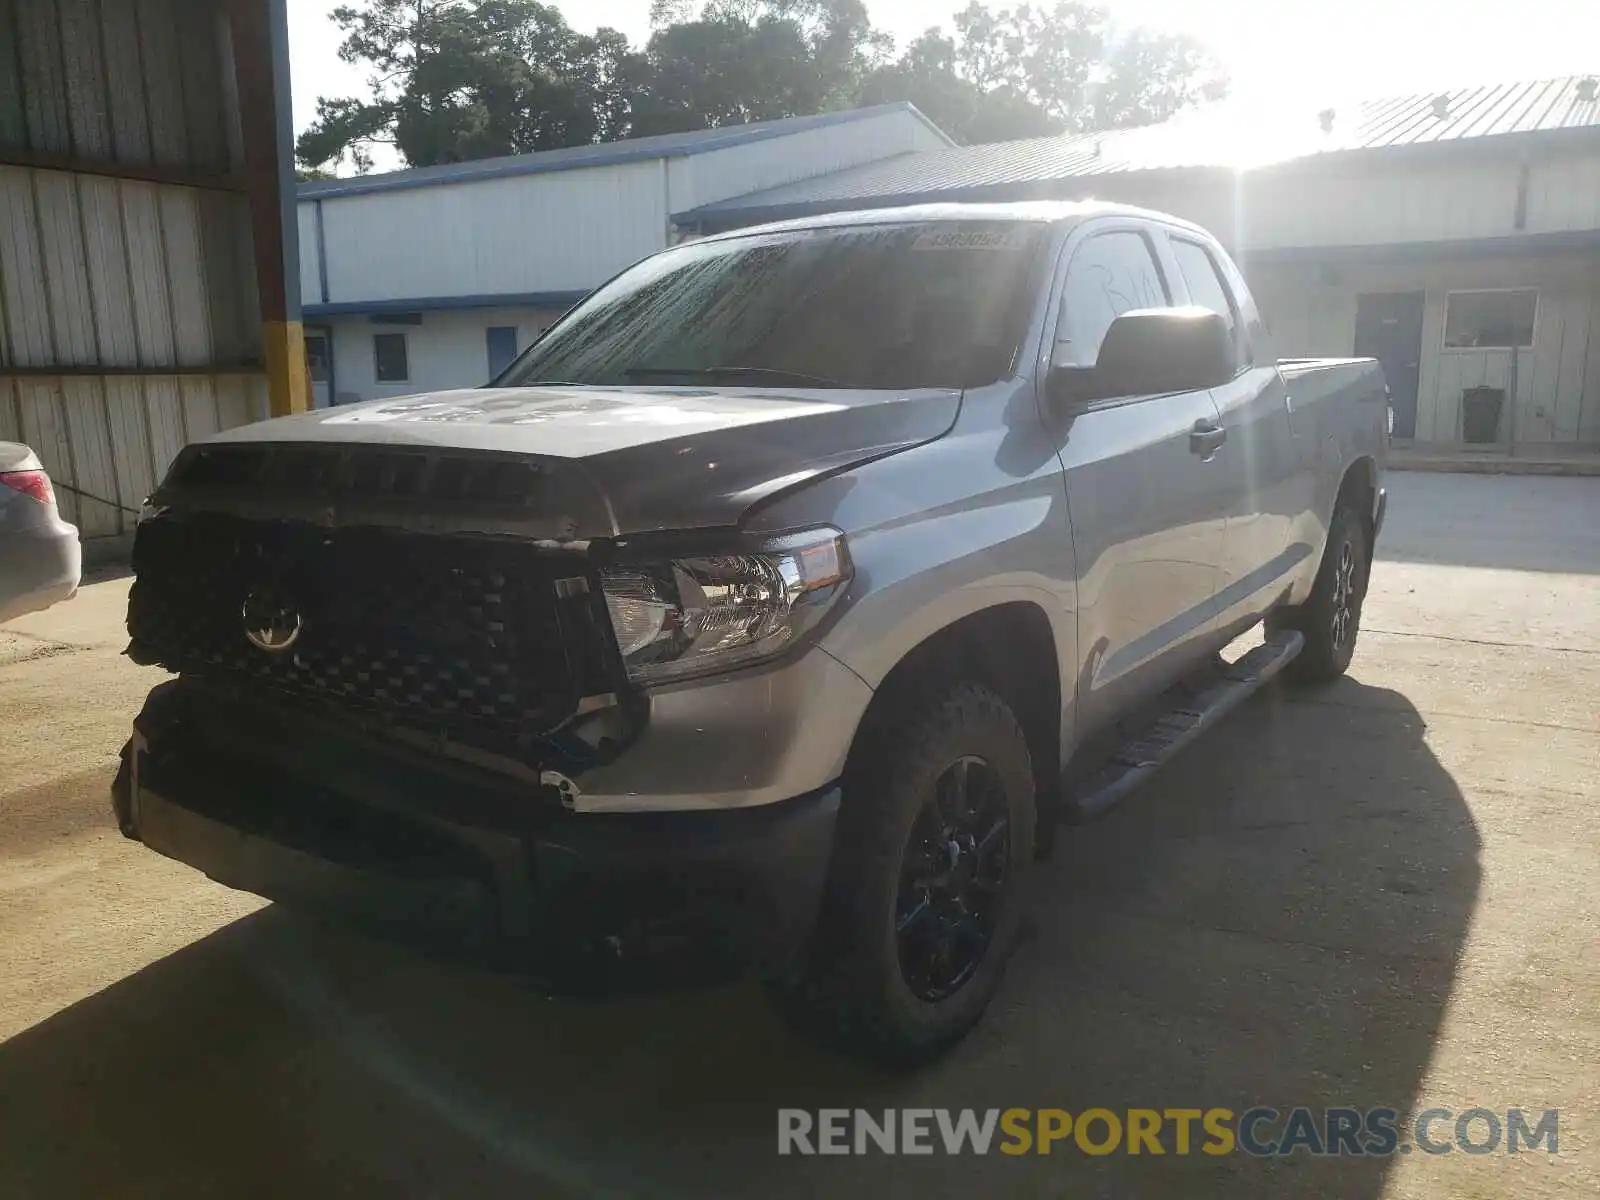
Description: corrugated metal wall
xmin=0 ymin=0 xmax=267 ymax=544
xmin=1253 ymin=256 xmax=1600 ymax=448
xmin=1245 ymin=162 xmax=1522 ymax=249
xmin=297 ymin=198 xmax=322 ymax=304
xmin=316 ymin=160 xmax=668 ymax=305
xmin=1526 ymin=152 xmax=1600 ymax=233
xmin=669 ymin=107 xmax=951 ymax=214
xmin=1223 ymin=146 xmax=1600 ymax=251
xmin=1250 ymin=283 xmax=1355 ymax=361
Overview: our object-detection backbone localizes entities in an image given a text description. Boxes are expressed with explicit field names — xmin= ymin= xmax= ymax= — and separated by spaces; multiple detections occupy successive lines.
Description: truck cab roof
xmin=693 ymin=199 xmax=1216 ymax=245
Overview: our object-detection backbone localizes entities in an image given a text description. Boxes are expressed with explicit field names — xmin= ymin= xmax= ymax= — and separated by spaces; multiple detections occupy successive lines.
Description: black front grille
xmin=128 ymin=513 xmax=612 ymax=759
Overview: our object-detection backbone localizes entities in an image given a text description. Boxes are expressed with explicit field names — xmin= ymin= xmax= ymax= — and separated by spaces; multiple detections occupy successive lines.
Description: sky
xmin=287 ymin=0 xmax=1600 ymax=167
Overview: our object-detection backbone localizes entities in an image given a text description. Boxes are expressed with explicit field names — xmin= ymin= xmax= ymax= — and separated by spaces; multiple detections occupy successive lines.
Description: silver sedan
xmin=1 ymin=441 xmax=82 ymax=623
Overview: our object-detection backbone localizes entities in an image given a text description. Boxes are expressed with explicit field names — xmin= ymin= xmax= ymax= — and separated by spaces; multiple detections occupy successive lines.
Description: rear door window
xmin=1171 ymin=237 xmax=1249 ymax=367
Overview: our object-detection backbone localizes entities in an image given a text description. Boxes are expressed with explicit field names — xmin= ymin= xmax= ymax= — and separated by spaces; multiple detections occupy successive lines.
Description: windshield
xmin=496 ymin=221 xmax=1047 ymax=391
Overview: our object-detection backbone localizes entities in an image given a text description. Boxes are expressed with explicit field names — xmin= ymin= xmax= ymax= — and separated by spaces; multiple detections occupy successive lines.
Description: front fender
xmin=744 ymin=378 xmax=1079 ymax=756
xmin=818 ymin=494 xmax=1076 ymax=693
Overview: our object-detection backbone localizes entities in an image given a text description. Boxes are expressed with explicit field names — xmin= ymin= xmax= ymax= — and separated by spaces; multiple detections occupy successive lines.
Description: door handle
xmin=1190 ymin=420 xmax=1227 ymax=456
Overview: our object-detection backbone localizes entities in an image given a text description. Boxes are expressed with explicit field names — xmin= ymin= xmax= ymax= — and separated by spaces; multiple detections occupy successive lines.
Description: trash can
xmin=1461 ymin=387 xmax=1504 ymax=445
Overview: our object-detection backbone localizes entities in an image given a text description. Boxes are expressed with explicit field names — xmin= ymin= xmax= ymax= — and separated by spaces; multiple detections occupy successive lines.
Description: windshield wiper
xmin=623 ymin=365 xmax=849 ymax=388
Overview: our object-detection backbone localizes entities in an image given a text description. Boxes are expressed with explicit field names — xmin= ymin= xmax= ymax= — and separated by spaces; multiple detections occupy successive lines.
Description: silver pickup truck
xmin=116 ymin=202 xmax=1387 ymax=1064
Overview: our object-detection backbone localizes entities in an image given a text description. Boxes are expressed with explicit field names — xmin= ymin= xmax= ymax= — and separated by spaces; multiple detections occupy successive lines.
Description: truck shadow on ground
xmin=0 ymin=679 xmax=1478 ymax=1200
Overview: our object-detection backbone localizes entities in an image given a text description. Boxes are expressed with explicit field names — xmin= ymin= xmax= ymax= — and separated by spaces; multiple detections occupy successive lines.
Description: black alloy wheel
xmin=764 ymin=681 xmax=1035 ymax=1066
xmin=895 ymin=755 xmax=1011 ymax=1002
xmin=1329 ymin=537 xmax=1359 ymax=654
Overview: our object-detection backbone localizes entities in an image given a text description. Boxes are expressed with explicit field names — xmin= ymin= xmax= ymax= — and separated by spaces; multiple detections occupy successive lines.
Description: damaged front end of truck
xmin=111 ymin=440 xmax=839 ymax=989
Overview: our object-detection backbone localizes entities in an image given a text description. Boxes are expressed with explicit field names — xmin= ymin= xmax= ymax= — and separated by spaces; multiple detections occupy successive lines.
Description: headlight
xmin=600 ymin=529 xmax=851 ymax=684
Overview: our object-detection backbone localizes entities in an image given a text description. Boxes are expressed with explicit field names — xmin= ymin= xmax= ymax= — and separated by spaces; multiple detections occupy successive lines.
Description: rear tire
xmin=1267 ymin=504 xmax=1370 ymax=682
xmin=767 ymin=682 xmax=1035 ymax=1067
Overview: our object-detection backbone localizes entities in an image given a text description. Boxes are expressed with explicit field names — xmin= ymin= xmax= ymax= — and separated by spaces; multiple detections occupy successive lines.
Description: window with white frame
xmin=1443 ymin=289 xmax=1537 ymax=349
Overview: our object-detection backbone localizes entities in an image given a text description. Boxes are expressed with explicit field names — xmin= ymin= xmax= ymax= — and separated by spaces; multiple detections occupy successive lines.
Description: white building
xmin=683 ymin=77 xmax=1600 ymax=454
xmin=295 ymin=104 xmax=953 ymax=406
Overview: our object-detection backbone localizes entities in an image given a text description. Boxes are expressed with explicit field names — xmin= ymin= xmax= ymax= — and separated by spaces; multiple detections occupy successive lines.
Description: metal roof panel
xmin=682 ymin=74 xmax=1600 ymax=225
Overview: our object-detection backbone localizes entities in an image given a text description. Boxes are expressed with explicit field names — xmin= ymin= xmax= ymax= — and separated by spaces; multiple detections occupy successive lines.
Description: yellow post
xmin=263 ymin=320 xmax=311 ymax=417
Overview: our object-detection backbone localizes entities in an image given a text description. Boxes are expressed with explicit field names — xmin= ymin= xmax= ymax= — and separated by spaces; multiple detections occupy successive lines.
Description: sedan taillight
xmin=0 ymin=469 xmax=55 ymax=507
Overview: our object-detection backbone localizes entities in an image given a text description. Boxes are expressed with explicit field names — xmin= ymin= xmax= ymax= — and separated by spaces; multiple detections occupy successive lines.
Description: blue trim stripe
xmin=303 ymin=291 xmax=590 ymax=318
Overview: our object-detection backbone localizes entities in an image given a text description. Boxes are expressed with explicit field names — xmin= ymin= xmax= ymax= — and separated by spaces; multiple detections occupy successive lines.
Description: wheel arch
xmin=1336 ymin=454 xmax=1381 ymax=555
xmin=844 ymin=601 xmax=1064 ymax=841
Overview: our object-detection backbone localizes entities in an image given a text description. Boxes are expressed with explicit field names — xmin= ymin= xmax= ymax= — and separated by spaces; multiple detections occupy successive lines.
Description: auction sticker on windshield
xmin=912 ymin=228 xmax=1034 ymax=251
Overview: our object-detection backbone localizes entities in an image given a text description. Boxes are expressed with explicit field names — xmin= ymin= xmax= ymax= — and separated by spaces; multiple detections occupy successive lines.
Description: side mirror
xmin=1049 ymin=306 xmax=1237 ymax=405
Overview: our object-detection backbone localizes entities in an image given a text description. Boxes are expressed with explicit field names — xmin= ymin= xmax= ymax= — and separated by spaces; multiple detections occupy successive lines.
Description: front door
xmin=1354 ymin=292 xmax=1424 ymax=438
xmin=1048 ymin=225 xmax=1230 ymax=741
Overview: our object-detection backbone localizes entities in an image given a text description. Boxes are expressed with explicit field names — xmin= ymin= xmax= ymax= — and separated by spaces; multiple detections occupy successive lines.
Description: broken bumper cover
xmin=114 ymin=682 xmax=840 ymax=986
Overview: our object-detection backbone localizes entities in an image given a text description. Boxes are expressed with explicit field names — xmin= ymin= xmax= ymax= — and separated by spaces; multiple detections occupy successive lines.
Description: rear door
xmin=1161 ymin=231 xmax=1307 ymax=630
xmin=1044 ymin=222 xmax=1230 ymax=740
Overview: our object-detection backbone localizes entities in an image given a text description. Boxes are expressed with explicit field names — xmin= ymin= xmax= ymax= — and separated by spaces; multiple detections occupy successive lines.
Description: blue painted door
xmin=486 ymin=326 xmax=519 ymax=380
xmin=1354 ymin=292 xmax=1424 ymax=439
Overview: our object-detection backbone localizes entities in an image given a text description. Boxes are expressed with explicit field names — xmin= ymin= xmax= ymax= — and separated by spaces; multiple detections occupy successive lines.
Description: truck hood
xmin=195 ymin=384 xmax=960 ymax=537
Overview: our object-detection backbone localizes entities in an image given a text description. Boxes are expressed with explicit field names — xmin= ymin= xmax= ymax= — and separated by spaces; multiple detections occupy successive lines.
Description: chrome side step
xmin=1068 ymin=629 xmax=1305 ymax=821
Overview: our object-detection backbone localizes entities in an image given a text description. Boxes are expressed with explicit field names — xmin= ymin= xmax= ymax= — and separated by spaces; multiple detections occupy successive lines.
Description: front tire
xmin=1268 ymin=504 xmax=1370 ymax=682
xmin=768 ymin=682 xmax=1036 ymax=1067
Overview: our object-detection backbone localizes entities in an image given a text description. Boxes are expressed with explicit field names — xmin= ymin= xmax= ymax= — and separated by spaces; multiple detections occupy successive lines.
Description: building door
xmin=486 ymin=326 xmax=519 ymax=380
xmin=1354 ymin=292 xmax=1424 ymax=438
xmin=304 ymin=329 xmax=332 ymax=407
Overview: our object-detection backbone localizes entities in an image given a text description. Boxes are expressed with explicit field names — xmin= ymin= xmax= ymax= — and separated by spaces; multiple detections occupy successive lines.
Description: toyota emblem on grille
xmin=242 ymin=586 xmax=303 ymax=653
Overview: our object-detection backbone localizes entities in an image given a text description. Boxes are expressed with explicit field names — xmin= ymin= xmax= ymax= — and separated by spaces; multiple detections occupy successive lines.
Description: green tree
xmin=856 ymin=27 xmax=1058 ymax=144
xmin=863 ymin=2 xmax=1228 ymax=143
xmin=296 ymin=0 xmax=636 ymax=171
xmin=1086 ymin=31 xmax=1231 ymax=131
xmin=627 ymin=1 xmax=891 ymax=135
xmin=297 ymin=0 xmax=1228 ymax=172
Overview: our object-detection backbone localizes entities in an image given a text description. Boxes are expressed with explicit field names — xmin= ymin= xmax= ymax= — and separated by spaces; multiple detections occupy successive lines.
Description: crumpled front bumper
xmin=114 ymin=680 xmax=840 ymax=987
